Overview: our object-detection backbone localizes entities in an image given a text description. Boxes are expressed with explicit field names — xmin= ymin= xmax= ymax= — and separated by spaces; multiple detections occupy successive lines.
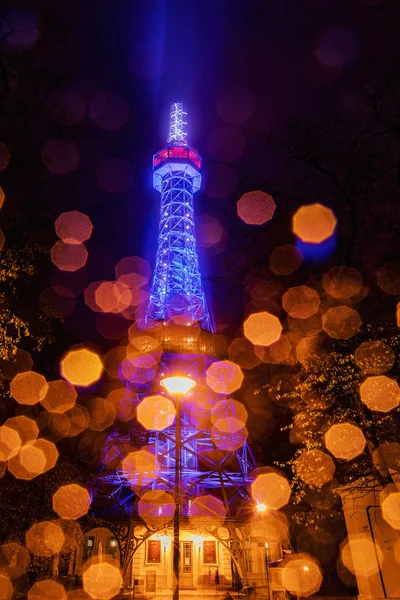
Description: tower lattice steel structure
xmin=95 ymin=104 xmax=257 ymax=586
xmin=145 ymin=103 xmax=214 ymax=332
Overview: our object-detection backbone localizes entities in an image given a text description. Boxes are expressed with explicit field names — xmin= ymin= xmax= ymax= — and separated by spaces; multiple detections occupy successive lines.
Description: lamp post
xmin=194 ymin=534 xmax=204 ymax=586
xmin=256 ymin=503 xmax=271 ymax=600
xmin=297 ymin=565 xmax=309 ymax=600
xmin=264 ymin=543 xmax=272 ymax=600
xmin=160 ymin=375 xmax=196 ymax=600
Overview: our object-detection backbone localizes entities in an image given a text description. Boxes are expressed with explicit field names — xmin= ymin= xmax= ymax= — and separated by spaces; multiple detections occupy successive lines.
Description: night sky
xmin=2 ymin=3 xmax=400 ymax=590
xmin=5 ymin=0 xmax=400 ymax=338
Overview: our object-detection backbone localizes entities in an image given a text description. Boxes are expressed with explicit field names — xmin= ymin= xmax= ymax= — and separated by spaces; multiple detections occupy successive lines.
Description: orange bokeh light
xmin=288 ymin=313 xmax=321 ymax=338
xmin=106 ymin=388 xmax=136 ymax=422
xmin=381 ymin=489 xmax=400 ymax=529
xmin=0 ymin=426 xmax=21 ymax=461
xmin=50 ymin=241 xmax=88 ymax=272
xmin=10 ymin=371 xmax=48 ymax=405
xmin=292 ymin=203 xmax=337 ymax=244
xmin=115 ymin=256 xmax=151 ymax=288
xmin=0 ymin=541 xmax=30 ymax=579
xmin=294 ymin=449 xmax=335 ymax=487
xmin=325 ymin=423 xmax=366 ymax=460
xmin=138 ymin=490 xmax=175 ymax=525
xmin=95 ymin=281 xmax=132 ymax=313
xmin=211 ymin=398 xmax=248 ymax=425
xmin=281 ymin=554 xmax=323 ymax=597
xmin=251 ymin=470 xmax=291 ymax=510
xmin=0 ymin=348 xmax=33 ymax=380
xmin=377 ymin=262 xmax=400 ymax=295
xmin=0 ymin=573 xmax=13 ymax=600
xmin=8 ymin=438 xmax=59 ymax=480
xmin=53 ymin=484 xmax=91 ymax=520
xmin=4 ymin=416 xmax=38 ymax=444
xmin=237 ymin=191 xmax=276 ymax=225
xmin=360 ymin=375 xmax=400 ymax=413
xmin=269 ymin=244 xmax=303 ymax=276
xmin=103 ymin=346 xmax=127 ymax=379
xmin=244 ymin=312 xmax=282 ymax=347
xmin=58 ymin=519 xmax=84 ymax=554
xmin=189 ymin=494 xmax=226 ymax=527
xmin=61 ymin=348 xmax=103 ymax=387
xmin=51 ymin=405 xmax=90 ymax=438
xmin=251 ymin=510 xmax=290 ymax=544
xmin=19 ymin=443 xmax=46 ymax=477
xmin=282 ymin=286 xmax=320 ymax=319
xmin=121 ymin=449 xmax=160 ymax=490
xmin=211 ymin=417 xmax=248 ymax=451
xmin=83 ymin=563 xmax=122 ymax=600
xmin=355 ymin=341 xmax=395 ymax=375
xmin=296 ymin=336 xmax=322 ymax=367
xmin=323 ymin=266 xmax=362 ymax=299
xmin=26 ymin=521 xmax=64 ymax=557
xmin=55 ymin=211 xmax=93 ymax=245
xmin=341 ymin=535 xmax=383 ymax=577
xmin=84 ymin=281 xmax=106 ymax=313
xmin=87 ymin=397 xmax=116 ymax=431
xmin=322 ymin=306 xmax=361 ymax=339
xmin=373 ymin=442 xmax=400 ymax=475
xmin=228 ymin=337 xmax=261 ymax=370
xmin=137 ymin=395 xmax=176 ymax=431
xmin=41 ymin=379 xmax=77 ymax=413
xmin=257 ymin=333 xmax=294 ymax=365
xmin=197 ymin=214 xmax=226 ymax=248
xmin=206 ymin=360 xmax=244 ymax=394
xmin=28 ymin=579 xmax=67 ymax=600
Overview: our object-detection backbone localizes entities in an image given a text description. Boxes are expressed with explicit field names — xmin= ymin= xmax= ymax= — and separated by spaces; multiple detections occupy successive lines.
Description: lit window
xmin=107 ymin=536 xmax=118 ymax=559
xmin=83 ymin=536 xmax=95 ymax=562
xmin=244 ymin=542 xmax=254 ymax=572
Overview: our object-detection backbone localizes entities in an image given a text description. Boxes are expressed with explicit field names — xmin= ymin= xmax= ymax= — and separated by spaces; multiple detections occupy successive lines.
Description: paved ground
xmin=115 ymin=591 xmax=242 ymax=600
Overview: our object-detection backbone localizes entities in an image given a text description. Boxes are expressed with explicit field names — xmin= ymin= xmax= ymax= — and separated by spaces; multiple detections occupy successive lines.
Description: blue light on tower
xmin=145 ymin=103 xmax=214 ymax=332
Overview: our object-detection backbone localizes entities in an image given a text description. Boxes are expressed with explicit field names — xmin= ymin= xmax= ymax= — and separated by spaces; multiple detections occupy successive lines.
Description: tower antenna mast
xmin=145 ymin=103 xmax=214 ymax=331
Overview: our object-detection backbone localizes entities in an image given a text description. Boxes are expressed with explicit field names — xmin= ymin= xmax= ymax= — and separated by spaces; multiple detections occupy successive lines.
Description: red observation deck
xmin=152 ymin=144 xmax=202 ymax=192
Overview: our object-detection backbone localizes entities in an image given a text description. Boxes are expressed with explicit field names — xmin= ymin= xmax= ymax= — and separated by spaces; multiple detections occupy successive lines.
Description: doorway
xmin=179 ymin=541 xmax=193 ymax=588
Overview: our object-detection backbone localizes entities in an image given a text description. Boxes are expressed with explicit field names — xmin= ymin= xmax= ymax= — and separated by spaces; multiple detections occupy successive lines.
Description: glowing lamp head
xmin=194 ymin=535 xmax=204 ymax=546
xmin=256 ymin=503 xmax=268 ymax=513
xmin=160 ymin=535 xmax=170 ymax=549
xmin=160 ymin=375 xmax=196 ymax=396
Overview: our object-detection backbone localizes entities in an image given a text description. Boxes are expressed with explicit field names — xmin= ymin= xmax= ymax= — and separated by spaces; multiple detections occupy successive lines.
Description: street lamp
xmin=255 ymin=503 xmax=271 ymax=600
xmin=160 ymin=374 xmax=196 ymax=600
xmin=160 ymin=376 xmax=196 ymax=395
xmin=264 ymin=543 xmax=272 ymax=600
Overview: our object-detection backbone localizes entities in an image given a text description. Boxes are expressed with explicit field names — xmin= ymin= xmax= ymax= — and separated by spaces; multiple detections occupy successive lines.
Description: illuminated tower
xmin=91 ymin=104 xmax=260 ymax=596
xmin=145 ymin=103 xmax=213 ymax=332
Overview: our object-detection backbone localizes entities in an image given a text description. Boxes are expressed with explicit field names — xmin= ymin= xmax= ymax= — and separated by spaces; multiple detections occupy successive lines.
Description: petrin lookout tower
xmin=145 ymin=103 xmax=213 ymax=332
xmin=78 ymin=104 xmax=268 ymax=599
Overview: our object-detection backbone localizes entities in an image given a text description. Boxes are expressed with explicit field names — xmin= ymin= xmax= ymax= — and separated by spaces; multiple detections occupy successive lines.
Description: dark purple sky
xmin=27 ymin=0 xmax=400 ymax=335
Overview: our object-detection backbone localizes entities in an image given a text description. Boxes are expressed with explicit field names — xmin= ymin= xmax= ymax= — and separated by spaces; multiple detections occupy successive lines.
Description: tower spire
xmin=145 ymin=103 xmax=214 ymax=332
xmin=168 ymin=103 xmax=187 ymax=145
